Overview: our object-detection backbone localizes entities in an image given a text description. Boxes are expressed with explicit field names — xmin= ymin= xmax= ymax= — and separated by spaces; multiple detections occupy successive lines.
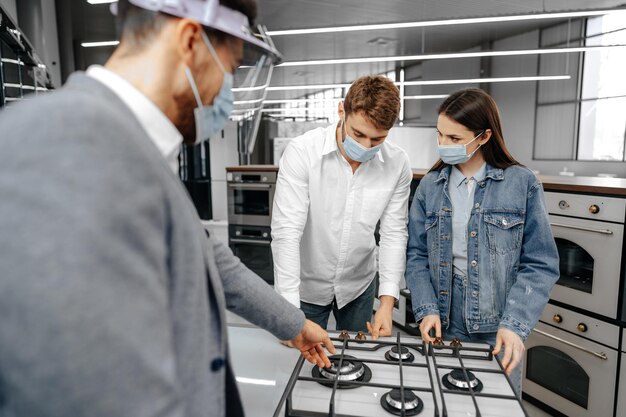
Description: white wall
xmin=387 ymin=126 xmax=438 ymax=169
xmin=0 ymin=0 xmax=17 ymax=23
xmin=41 ymin=0 xmax=61 ymax=88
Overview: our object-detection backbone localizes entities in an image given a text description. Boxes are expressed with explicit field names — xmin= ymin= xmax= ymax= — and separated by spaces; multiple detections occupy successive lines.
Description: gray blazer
xmin=0 ymin=73 xmax=305 ymax=417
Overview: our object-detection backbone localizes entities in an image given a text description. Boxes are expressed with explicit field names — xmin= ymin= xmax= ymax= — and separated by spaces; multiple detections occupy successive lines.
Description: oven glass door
xmin=230 ymin=238 xmax=274 ymax=285
xmin=523 ymin=322 xmax=618 ymax=417
xmin=228 ymin=183 xmax=274 ymax=226
xmin=549 ymin=215 xmax=624 ymax=318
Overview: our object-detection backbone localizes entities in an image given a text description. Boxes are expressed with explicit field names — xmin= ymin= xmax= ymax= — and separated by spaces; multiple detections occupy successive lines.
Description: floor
xmin=228 ymin=310 xmax=556 ymax=417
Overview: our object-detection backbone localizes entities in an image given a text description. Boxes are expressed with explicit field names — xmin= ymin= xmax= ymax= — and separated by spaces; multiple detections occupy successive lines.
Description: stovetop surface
xmin=277 ymin=331 xmax=527 ymax=417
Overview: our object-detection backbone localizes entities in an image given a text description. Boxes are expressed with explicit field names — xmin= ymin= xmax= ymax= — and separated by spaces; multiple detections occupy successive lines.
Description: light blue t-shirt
xmin=449 ymin=163 xmax=487 ymax=277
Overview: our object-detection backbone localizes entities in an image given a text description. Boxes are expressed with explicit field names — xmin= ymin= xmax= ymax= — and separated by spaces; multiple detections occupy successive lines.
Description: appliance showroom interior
xmin=1 ymin=0 xmax=626 ymax=416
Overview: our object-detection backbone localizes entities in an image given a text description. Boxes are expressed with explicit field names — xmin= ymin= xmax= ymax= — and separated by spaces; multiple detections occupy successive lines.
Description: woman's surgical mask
xmin=437 ymin=130 xmax=484 ymax=165
xmin=184 ymin=31 xmax=234 ymax=144
xmin=341 ymin=120 xmax=382 ymax=162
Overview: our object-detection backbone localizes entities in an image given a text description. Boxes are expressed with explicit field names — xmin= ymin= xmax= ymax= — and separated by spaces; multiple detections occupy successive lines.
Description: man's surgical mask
xmin=341 ymin=120 xmax=382 ymax=163
xmin=437 ymin=131 xmax=484 ymax=165
xmin=184 ymin=32 xmax=234 ymax=144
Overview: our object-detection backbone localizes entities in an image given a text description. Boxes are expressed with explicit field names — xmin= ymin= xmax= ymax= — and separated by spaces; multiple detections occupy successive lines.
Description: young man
xmin=271 ymin=75 xmax=413 ymax=339
xmin=0 ymin=1 xmax=334 ymax=416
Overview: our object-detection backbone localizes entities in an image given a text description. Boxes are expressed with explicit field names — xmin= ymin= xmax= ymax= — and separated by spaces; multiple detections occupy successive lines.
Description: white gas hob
xmin=273 ymin=331 xmax=527 ymax=417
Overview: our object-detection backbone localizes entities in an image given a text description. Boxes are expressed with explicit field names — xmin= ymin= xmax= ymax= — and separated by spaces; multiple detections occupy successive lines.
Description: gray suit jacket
xmin=0 ymin=73 xmax=305 ymax=417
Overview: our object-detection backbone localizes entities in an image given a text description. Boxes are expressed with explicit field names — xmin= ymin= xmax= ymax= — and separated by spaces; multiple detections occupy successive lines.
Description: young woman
xmin=405 ymin=88 xmax=559 ymax=396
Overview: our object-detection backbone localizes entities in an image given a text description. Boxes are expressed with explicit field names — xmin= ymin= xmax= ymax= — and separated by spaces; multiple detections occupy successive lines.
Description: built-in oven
xmin=523 ymin=304 xmax=620 ymax=417
xmin=227 ymin=171 xmax=276 ymax=227
xmin=544 ymin=192 xmax=626 ymax=319
xmin=229 ymin=224 xmax=274 ymax=285
xmin=617 ymin=329 xmax=626 ymax=417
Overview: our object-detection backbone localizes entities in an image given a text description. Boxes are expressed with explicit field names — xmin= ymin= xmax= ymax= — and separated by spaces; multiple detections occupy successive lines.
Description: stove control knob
xmin=432 ymin=337 xmax=444 ymax=346
xmin=338 ymin=330 xmax=350 ymax=340
xmin=450 ymin=338 xmax=462 ymax=348
xmin=589 ymin=204 xmax=600 ymax=214
xmin=355 ymin=331 xmax=367 ymax=341
xmin=577 ymin=323 xmax=588 ymax=332
xmin=235 ymin=230 xmax=241 ymax=236
xmin=558 ymin=200 xmax=569 ymax=210
xmin=262 ymin=232 xmax=268 ymax=238
xmin=552 ymin=314 xmax=563 ymax=324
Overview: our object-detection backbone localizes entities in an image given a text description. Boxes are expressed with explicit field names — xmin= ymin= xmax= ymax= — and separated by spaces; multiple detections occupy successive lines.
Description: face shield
xmin=112 ymin=0 xmax=281 ymax=162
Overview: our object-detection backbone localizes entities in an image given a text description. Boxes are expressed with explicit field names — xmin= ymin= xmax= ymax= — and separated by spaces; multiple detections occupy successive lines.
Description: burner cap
xmin=380 ymin=389 xmax=424 ymax=416
xmin=442 ymin=369 xmax=483 ymax=392
xmin=385 ymin=346 xmax=415 ymax=363
xmin=312 ymin=355 xmax=372 ymax=389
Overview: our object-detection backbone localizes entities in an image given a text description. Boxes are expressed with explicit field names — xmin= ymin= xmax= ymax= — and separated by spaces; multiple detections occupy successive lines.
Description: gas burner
xmin=432 ymin=337 xmax=445 ymax=346
xmin=355 ymin=331 xmax=367 ymax=340
xmin=380 ymin=388 xmax=424 ymax=416
xmin=338 ymin=330 xmax=350 ymax=340
xmin=311 ymin=355 xmax=372 ymax=389
xmin=442 ymin=368 xmax=483 ymax=392
xmin=385 ymin=345 xmax=415 ymax=363
xmin=449 ymin=338 xmax=462 ymax=347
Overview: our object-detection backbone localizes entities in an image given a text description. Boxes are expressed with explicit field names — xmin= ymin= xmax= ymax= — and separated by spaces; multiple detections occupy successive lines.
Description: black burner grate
xmin=273 ymin=333 xmax=529 ymax=417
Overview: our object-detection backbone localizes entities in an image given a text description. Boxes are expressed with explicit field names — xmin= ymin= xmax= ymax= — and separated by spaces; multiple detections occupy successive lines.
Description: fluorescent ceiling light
xmin=81 ymin=40 xmax=119 ymax=48
xmin=276 ymin=45 xmax=626 ymax=67
xmin=86 ymin=0 xmax=117 ymax=4
xmin=251 ymin=75 xmax=570 ymax=92
xmin=267 ymin=9 xmax=626 ymax=36
xmin=404 ymin=94 xmax=449 ymax=100
xmin=235 ymin=377 xmax=276 ymax=386
xmin=234 ymin=98 xmax=342 ymax=105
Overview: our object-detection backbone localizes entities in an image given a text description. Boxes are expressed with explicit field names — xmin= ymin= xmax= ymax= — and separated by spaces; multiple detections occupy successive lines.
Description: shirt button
xmin=471 ymin=260 xmax=477 ymax=267
xmin=473 ymin=324 xmax=480 ymax=330
xmin=474 ymin=203 xmax=480 ymax=209
xmin=211 ymin=357 xmax=225 ymax=372
xmin=470 ymin=231 xmax=477 ymax=237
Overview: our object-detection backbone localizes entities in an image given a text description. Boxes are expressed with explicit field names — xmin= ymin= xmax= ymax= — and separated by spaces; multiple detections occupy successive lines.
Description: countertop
xmin=225 ymin=165 xmax=626 ymax=196
xmin=228 ymin=323 xmax=300 ymax=417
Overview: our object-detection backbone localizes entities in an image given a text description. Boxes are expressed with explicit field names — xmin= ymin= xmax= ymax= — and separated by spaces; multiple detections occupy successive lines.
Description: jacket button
xmin=472 ymin=290 xmax=478 ymax=297
xmin=470 ymin=260 xmax=477 ymax=267
xmin=473 ymin=324 xmax=480 ymax=330
xmin=474 ymin=203 xmax=480 ymax=209
xmin=470 ymin=231 xmax=477 ymax=237
xmin=211 ymin=357 xmax=225 ymax=372
xmin=502 ymin=219 xmax=508 ymax=226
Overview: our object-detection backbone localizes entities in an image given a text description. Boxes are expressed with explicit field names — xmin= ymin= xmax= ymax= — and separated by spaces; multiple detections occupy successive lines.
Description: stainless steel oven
xmin=229 ymin=224 xmax=273 ymax=284
xmin=227 ymin=171 xmax=276 ymax=227
xmin=544 ymin=192 xmax=626 ymax=319
xmin=523 ymin=304 xmax=620 ymax=417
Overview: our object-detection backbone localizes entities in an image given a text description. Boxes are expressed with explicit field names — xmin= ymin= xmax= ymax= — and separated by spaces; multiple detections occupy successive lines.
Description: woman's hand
xmin=493 ymin=328 xmax=525 ymax=375
xmin=419 ymin=314 xmax=441 ymax=343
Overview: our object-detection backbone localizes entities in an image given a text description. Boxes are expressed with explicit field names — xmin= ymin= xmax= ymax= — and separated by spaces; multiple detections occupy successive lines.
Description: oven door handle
xmin=230 ymin=238 xmax=271 ymax=246
xmin=550 ymin=222 xmax=614 ymax=235
xmin=532 ymin=328 xmax=608 ymax=360
xmin=228 ymin=183 xmax=272 ymax=189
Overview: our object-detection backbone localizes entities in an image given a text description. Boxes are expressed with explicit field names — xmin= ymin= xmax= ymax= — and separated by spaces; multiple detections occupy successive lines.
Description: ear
xmin=479 ymin=128 xmax=492 ymax=145
xmin=173 ymin=18 xmax=204 ymax=70
xmin=337 ymin=101 xmax=345 ymax=122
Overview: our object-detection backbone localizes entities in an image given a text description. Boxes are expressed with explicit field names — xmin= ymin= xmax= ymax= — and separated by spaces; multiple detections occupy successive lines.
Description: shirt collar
xmin=86 ymin=65 xmax=183 ymax=173
xmin=322 ymin=122 xmax=385 ymax=163
xmin=450 ymin=162 xmax=487 ymax=188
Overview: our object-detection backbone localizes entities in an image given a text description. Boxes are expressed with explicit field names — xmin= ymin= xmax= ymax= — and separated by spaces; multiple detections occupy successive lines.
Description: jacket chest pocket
xmin=484 ymin=212 xmax=525 ymax=254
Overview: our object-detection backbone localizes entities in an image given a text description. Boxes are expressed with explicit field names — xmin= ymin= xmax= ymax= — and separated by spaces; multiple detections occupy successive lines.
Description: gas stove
xmin=273 ymin=331 xmax=527 ymax=417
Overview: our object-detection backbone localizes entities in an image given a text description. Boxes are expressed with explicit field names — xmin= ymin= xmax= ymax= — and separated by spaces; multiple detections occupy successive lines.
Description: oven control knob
xmin=262 ymin=176 xmax=268 ymax=182
xmin=235 ymin=230 xmax=241 ymax=236
xmin=262 ymin=232 xmax=268 ymax=238
xmin=589 ymin=204 xmax=600 ymax=214
xmin=552 ymin=314 xmax=562 ymax=323
xmin=558 ymin=200 xmax=569 ymax=209
xmin=577 ymin=323 xmax=588 ymax=332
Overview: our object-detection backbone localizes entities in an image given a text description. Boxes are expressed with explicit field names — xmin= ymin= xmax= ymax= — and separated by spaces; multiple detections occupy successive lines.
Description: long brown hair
xmin=430 ymin=88 xmax=520 ymax=172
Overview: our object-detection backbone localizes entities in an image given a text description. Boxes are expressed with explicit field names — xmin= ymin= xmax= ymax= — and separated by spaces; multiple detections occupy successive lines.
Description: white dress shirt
xmin=86 ymin=65 xmax=182 ymax=173
xmin=271 ymin=123 xmax=412 ymax=309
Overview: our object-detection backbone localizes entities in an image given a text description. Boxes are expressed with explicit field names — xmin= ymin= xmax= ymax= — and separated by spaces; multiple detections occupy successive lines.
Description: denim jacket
xmin=405 ymin=164 xmax=559 ymax=340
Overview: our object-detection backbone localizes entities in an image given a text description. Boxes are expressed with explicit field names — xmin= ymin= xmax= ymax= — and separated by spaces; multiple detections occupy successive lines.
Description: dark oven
xmin=543 ymin=192 xmax=625 ymax=320
xmin=227 ymin=170 xmax=276 ymax=227
xmin=229 ymin=224 xmax=273 ymax=285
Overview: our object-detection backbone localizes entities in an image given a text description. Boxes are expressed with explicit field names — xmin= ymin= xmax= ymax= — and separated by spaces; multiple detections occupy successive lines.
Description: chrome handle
xmin=532 ymin=328 xmax=607 ymax=360
xmin=550 ymin=222 xmax=613 ymax=235
xmin=230 ymin=238 xmax=271 ymax=246
xmin=228 ymin=183 xmax=272 ymax=189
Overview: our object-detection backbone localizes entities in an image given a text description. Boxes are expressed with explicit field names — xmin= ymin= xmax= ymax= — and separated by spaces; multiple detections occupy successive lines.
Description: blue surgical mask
xmin=184 ymin=32 xmax=234 ymax=144
xmin=437 ymin=131 xmax=484 ymax=165
xmin=341 ymin=120 xmax=382 ymax=162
